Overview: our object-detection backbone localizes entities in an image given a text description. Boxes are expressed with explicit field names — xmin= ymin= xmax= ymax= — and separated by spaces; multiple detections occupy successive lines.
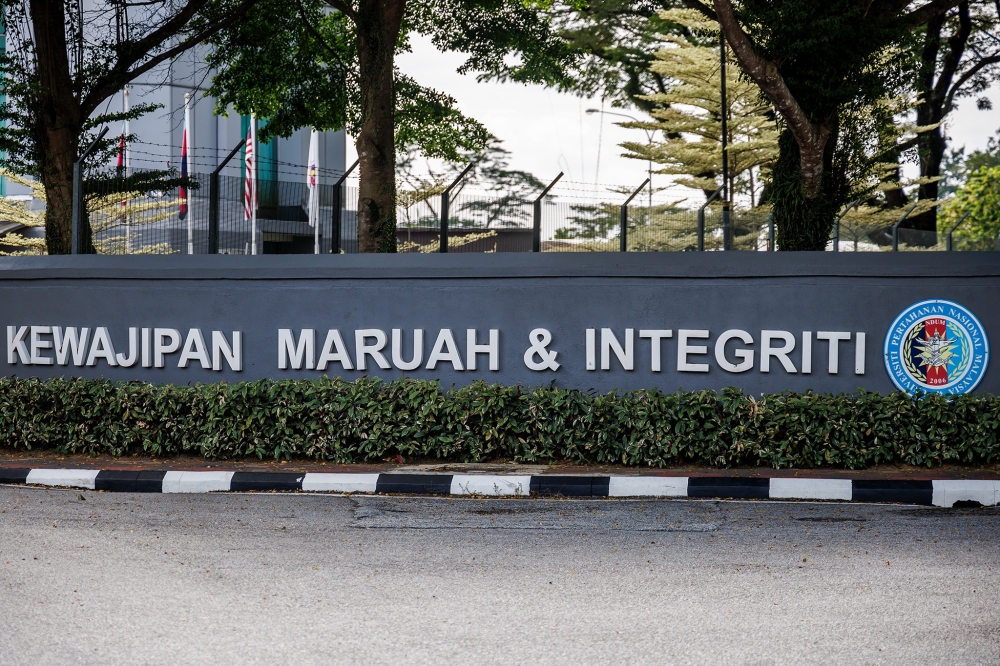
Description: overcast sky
xmin=348 ymin=34 xmax=1000 ymax=200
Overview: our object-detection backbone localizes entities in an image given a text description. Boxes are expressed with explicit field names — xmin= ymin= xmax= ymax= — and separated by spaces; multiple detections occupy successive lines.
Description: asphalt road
xmin=1 ymin=486 xmax=998 ymax=666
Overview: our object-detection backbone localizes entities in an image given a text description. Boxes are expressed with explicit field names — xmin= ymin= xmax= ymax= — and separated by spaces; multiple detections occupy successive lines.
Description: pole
xmin=533 ymin=172 xmax=564 ymax=252
xmin=71 ymin=126 xmax=109 ymax=255
xmin=331 ymin=159 xmax=359 ymax=254
xmin=208 ymin=138 xmax=246 ymax=254
xmin=440 ymin=162 xmax=475 ymax=253
xmin=620 ymin=178 xmax=650 ymax=252
xmin=722 ymin=201 xmax=732 ymax=250
xmin=697 ymin=185 xmax=723 ymax=251
xmin=832 ymin=199 xmax=859 ymax=252
xmin=183 ymin=93 xmax=193 ymax=255
xmin=767 ymin=211 xmax=774 ymax=251
xmin=891 ymin=203 xmax=918 ymax=251
xmin=946 ymin=211 xmax=970 ymax=252
xmin=124 ymin=88 xmax=131 ymax=252
xmin=249 ymin=115 xmax=258 ymax=255
xmin=719 ymin=29 xmax=730 ymax=251
xmin=720 ymin=28 xmax=728 ymax=206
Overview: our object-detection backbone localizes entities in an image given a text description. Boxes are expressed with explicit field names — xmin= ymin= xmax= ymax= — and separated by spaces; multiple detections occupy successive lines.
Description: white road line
xmin=450 ymin=475 xmax=531 ymax=497
xmin=25 ymin=469 xmax=101 ymax=490
xmin=608 ymin=476 xmax=688 ymax=497
xmin=161 ymin=471 xmax=235 ymax=493
xmin=932 ymin=480 xmax=998 ymax=507
xmin=769 ymin=478 xmax=852 ymax=501
xmin=301 ymin=473 xmax=379 ymax=493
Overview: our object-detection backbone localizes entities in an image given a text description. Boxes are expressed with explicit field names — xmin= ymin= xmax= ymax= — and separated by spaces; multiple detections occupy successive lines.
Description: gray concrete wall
xmin=1 ymin=253 xmax=996 ymax=394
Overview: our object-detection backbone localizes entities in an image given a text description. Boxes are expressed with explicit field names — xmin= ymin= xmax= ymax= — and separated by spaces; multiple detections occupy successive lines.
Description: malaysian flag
xmin=244 ymin=115 xmax=257 ymax=254
xmin=179 ymin=94 xmax=190 ymax=221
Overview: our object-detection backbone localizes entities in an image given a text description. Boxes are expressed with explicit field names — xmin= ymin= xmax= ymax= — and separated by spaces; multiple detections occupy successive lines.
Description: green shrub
xmin=0 ymin=376 xmax=997 ymax=469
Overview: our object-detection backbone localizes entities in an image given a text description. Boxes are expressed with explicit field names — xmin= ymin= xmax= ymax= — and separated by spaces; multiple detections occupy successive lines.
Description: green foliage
xmin=941 ymin=165 xmax=1000 ymax=242
xmin=553 ymin=0 xmax=687 ymax=113
xmin=2 ymin=377 xmax=997 ymax=469
xmin=735 ymin=0 xmax=912 ymax=125
xmin=940 ymin=129 xmax=1000 ymax=196
xmin=205 ymin=0 xmax=571 ymax=160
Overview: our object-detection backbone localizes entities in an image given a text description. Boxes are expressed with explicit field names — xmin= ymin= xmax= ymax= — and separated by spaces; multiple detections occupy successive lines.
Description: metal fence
xmin=81 ymin=173 xmax=360 ymax=255
xmin=77 ymin=173 xmax=996 ymax=254
xmin=395 ymin=190 xmax=775 ymax=253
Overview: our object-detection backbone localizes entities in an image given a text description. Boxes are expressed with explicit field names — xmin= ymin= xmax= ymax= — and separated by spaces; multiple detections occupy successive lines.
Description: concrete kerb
xmin=2 ymin=467 xmax=999 ymax=507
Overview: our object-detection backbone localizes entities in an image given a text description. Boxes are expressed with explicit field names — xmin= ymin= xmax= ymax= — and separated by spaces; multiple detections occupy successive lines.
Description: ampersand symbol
xmin=523 ymin=328 xmax=560 ymax=371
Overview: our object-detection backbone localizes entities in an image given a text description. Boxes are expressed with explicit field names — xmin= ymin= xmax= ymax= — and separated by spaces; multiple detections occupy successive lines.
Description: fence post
xmin=946 ymin=211 xmax=970 ymax=252
xmin=440 ymin=163 xmax=475 ymax=253
xmin=832 ymin=199 xmax=859 ymax=253
xmin=620 ymin=178 xmax=650 ymax=252
xmin=696 ymin=185 xmax=723 ymax=252
xmin=208 ymin=172 xmax=219 ymax=255
xmin=440 ymin=190 xmax=450 ymax=253
xmin=71 ymin=127 xmax=109 ymax=254
xmin=332 ymin=159 xmax=359 ymax=254
xmin=721 ymin=201 xmax=732 ymax=251
xmin=891 ymin=203 xmax=918 ymax=251
xmin=533 ymin=172 xmax=564 ymax=252
xmin=209 ymin=138 xmax=247 ymax=254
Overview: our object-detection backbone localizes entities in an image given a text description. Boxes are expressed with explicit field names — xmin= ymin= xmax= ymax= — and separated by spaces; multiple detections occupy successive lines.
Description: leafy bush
xmin=0 ymin=377 xmax=997 ymax=469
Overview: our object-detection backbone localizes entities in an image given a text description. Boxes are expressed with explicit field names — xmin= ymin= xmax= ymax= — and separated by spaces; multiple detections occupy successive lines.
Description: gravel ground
xmin=1 ymin=486 xmax=997 ymax=666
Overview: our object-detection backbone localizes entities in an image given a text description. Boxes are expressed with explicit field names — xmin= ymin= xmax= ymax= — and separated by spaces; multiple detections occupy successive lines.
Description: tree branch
xmin=898 ymin=0 xmax=964 ymax=28
xmin=292 ymin=0 xmax=350 ymax=76
xmin=930 ymin=1 xmax=970 ymax=106
xmin=681 ymin=0 xmax=716 ymax=20
xmin=82 ymin=0 xmax=260 ymax=113
xmin=944 ymin=54 xmax=1000 ymax=113
xmin=711 ymin=0 xmax=822 ymax=143
xmin=712 ymin=0 xmax=830 ymax=197
xmin=323 ymin=0 xmax=358 ymax=23
xmin=894 ymin=134 xmax=921 ymax=154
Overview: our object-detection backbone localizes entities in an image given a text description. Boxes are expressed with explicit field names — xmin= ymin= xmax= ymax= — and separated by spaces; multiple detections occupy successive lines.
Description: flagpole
xmin=250 ymin=114 xmax=258 ymax=255
xmin=183 ymin=93 xmax=193 ymax=254
xmin=124 ymin=88 xmax=130 ymax=252
xmin=307 ymin=128 xmax=319 ymax=254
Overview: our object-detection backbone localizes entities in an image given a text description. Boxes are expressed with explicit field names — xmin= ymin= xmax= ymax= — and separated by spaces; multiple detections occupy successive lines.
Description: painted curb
xmin=3 ymin=468 xmax=999 ymax=507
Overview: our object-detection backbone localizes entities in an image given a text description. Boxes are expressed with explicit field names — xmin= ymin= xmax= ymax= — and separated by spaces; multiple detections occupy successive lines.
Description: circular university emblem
xmin=884 ymin=299 xmax=990 ymax=395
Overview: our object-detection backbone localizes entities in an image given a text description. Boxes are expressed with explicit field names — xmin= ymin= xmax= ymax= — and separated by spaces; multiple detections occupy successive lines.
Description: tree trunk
xmin=911 ymin=125 xmax=945 ymax=232
xmin=39 ymin=140 xmax=79 ymax=255
xmin=30 ymin=0 xmax=85 ymax=254
xmin=354 ymin=0 xmax=405 ymax=253
xmin=911 ymin=3 xmax=970 ymax=234
xmin=771 ymin=126 xmax=846 ymax=251
xmin=713 ymin=0 xmax=836 ymax=250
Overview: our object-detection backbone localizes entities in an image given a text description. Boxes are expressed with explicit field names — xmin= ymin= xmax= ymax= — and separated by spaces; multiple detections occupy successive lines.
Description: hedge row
xmin=0 ymin=377 xmax=998 ymax=469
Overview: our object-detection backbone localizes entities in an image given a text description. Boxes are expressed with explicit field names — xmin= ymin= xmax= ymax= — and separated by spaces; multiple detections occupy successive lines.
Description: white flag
xmin=306 ymin=129 xmax=319 ymax=228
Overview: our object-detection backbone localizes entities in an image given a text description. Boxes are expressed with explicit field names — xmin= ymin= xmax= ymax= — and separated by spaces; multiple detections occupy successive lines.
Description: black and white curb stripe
xmin=1 ymin=468 xmax=997 ymax=508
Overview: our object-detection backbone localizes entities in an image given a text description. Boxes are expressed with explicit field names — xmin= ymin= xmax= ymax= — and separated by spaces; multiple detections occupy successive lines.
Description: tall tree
xmin=681 ymin=0 xmax=964 ymax=250
xmin=618 ymin=8 xmax=778 ymax=202
xmin=207 ymin=0 xmax=572 ymax=252
xmin=908 ymin=1 xmax=1000 ymax=231
xmin=0 ymin=0 xmax=258 ymax=254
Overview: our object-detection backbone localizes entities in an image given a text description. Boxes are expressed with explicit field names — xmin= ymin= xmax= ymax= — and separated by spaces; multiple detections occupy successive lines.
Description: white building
xmin=3 ymin=44 xmax=350 ymax=254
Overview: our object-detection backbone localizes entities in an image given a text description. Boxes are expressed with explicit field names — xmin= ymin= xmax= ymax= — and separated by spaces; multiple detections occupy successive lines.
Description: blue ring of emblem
xmin=883 ymin=299 xmax=989 ymax=395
